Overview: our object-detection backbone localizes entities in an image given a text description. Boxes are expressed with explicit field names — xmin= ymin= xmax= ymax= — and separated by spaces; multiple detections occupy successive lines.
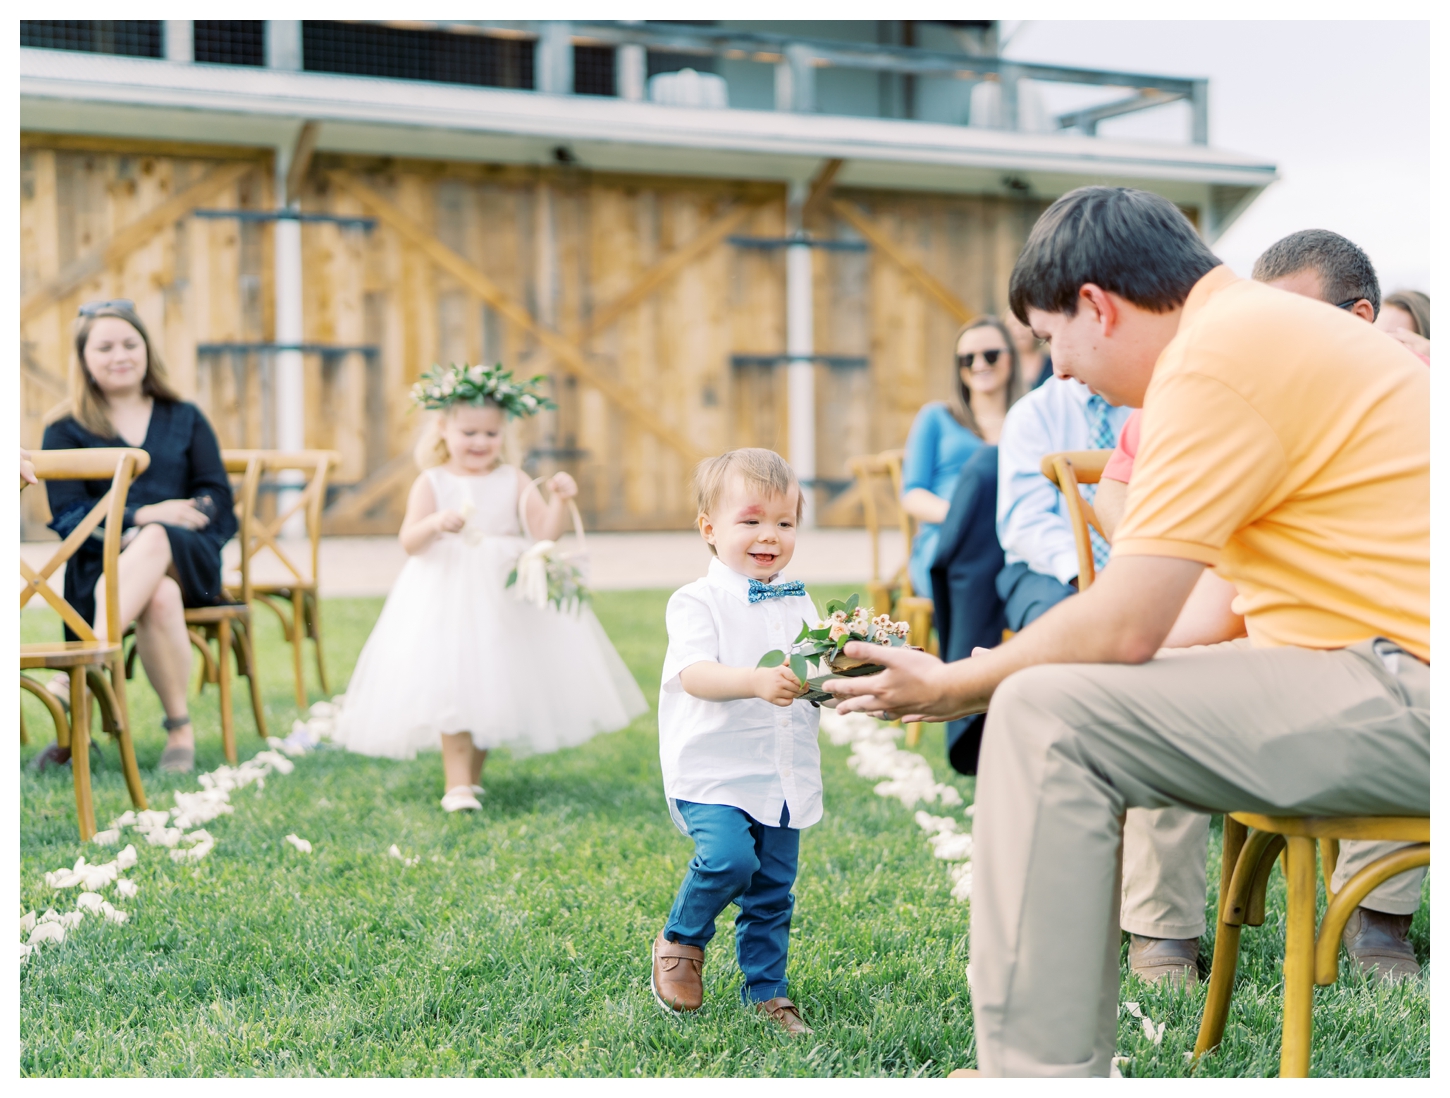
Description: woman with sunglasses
xmin=900 ymin=316 xmax=1025 ymax=599
xmin=36 ymin=300 xmax=236 ymax=774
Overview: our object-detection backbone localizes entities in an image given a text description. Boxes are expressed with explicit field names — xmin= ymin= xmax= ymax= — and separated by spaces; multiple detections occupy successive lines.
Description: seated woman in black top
xmin=40 ymin=301 xmax=236 ymax=774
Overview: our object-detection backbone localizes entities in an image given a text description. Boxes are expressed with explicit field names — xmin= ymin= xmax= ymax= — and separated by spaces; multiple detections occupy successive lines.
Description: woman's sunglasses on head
xmin=78 ymin=299 xmax=136 ymax=317
xmin=958 ymin=350 xmax=1004 ymax=368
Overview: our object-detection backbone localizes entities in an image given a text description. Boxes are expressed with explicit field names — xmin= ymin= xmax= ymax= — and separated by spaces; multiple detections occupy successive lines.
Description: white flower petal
xmin=75 ymin=892 xmax=105 ymax=914
xmin=27 ymin=922 xmax=65 ymax=946
xmin=283 ymin=834 xmax=312 ymax=854
xmin=20 ymin=911 xmax=37 ymax=935
xmin=91 ymin=828 xmax=122 ymax=846
xmin=115 ymin=879 xmax=138 ymax=900
xmin=115 ymin=845 xmax=138 ymax=870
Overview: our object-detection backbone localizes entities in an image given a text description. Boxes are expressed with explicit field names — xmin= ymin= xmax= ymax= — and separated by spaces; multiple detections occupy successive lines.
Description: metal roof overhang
xmin=21 ymin=48 xmax=1278 ymax=239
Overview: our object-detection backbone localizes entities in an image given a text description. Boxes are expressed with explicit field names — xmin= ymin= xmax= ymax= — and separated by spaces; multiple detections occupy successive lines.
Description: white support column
xmin=163 ymin=21 xmax=192 ymax=63
xmin=267 ymin=21 xmax=302 ymax=71
xmin=274 ymin=133 xmax=306 ymax=535
xmin=536 ymin=22 xmax=573 ymax=95
xmin=617 ymin=43 xmax=646 ymax=101
xmin=785 ymin=181 xmax=816 ymax=527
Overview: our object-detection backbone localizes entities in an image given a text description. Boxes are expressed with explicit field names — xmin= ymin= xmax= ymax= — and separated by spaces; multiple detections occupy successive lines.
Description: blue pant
xmin=996 ymin=559 xmax=1076 ymax=633
xmin=664 ymin=799 xmax=799 ymax=1004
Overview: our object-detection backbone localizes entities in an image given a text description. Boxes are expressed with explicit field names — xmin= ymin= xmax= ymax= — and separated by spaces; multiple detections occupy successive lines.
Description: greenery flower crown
xmin=409 ymin=362 xmax=556 ymax=419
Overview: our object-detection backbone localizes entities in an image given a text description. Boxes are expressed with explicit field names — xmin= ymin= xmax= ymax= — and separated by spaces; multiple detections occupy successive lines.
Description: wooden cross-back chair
xmin=1194 ymin=813 xmax=1429 ymax=1076
xmin=236 ymin=451 xmax=339 ymax=710
xmin=21 ymin=448 xmax=149 ymax=839
xmin=123 ymin=451 xmax=269 ymax=763
xmin=847 ymin=448 xmax=937 ymax=749
xmin=1039 ymin=450 xmax=1112 ymax=592
xmin=1043 ymin=450 xmax=1432 ymax=1076
xmin=846 ymin=449 xmax=935 ymax=652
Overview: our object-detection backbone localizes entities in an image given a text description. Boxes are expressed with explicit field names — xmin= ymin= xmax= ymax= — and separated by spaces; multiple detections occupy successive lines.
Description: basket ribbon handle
xmin=517 ymin=475 xmax=586 ymax=548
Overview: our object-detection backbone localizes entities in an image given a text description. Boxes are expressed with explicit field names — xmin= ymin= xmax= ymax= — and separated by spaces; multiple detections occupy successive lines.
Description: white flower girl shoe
xmin=440 ymin=786 xmax=483 ymax=813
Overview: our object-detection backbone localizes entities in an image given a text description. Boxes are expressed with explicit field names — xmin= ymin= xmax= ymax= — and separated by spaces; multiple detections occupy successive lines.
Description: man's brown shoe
xmin=755 ymin=996 xmax=812 ymax=1036
xmin=651 ymin=933 xmax=703 ymax=1012
xmin=1128 ymin=934 xmax=1200 ymax=987
xmin=1342 ymin=907 xmax=1420 ymax=983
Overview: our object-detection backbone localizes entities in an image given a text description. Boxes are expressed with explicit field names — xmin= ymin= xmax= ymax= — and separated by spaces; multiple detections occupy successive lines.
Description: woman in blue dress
xmin=900 ymin=316 xmax=1024 ymax=597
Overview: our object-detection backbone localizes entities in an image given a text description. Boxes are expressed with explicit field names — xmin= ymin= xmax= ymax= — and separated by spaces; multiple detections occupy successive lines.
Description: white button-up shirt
xmin=997 ymin=375 xmax=1132 ymax=585
xmin=659 ymin=557 xmax=823 ymax=834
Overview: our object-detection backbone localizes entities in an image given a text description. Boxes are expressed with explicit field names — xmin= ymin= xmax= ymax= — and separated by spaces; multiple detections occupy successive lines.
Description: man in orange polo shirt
xmin=826 ymin=186 xmax=1429 ymax=1077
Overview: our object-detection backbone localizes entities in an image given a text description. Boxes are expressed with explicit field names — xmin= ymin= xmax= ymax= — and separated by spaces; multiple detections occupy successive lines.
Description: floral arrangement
xmin=410 ymin=362 xmax=555 ymax=418
xmin=507 ymin=539 xmax=589 ymax=614
xmin=757 ymin=593 xmax=913 ymax=704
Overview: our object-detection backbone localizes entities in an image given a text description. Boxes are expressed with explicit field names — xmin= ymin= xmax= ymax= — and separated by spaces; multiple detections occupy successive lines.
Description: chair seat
xmin=21 ymin=639 xmax=122 ymax=669
xmin=1230 ymin=812 xmax=1429 ymax=843
xmin=184 ymin=602 xmax=251 ymax=624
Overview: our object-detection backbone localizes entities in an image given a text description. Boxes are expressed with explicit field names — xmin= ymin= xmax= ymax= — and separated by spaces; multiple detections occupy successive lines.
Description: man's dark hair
xmin=1008 ymin=186 xmax=1221 ymax=324
xmin=1251 ymin=229 xmax=1381 ymax=318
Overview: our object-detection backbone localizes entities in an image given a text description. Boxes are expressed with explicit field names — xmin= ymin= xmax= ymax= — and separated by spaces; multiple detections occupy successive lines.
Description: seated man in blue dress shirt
xmin=995 ymin=373 xmax=1131 ymax=630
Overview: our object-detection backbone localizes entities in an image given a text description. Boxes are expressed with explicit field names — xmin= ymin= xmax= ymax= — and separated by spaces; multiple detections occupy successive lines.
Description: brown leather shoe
xmin=755 ymin=996 xmax=812 ymax=1036
xmin=1128 ymin=934 xmax=1200 ymax=987
xmin=1342 ymin=907 xmax=1420 ymax=983
xmin=651 ymin=933 xmax=703 ymax=1012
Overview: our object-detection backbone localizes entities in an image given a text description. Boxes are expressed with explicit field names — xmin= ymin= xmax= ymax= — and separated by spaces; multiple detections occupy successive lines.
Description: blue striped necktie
xmin=1082 ymin=394 xmax=1115 ymax=574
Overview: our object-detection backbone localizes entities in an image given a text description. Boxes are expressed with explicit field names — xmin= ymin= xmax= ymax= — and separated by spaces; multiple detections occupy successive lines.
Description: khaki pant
xmin=969 ymin=638 xmax=1428 ymax=1077
xmin=1121 ymin=807 xmax=1210 ymax=938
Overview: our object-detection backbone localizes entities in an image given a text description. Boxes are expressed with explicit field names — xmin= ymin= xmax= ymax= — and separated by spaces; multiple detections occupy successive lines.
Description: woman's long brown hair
xmin=946 ymin=315 xmax=1028 ymax=438
xmin=47 ymin=304 xmax=181 ymax=437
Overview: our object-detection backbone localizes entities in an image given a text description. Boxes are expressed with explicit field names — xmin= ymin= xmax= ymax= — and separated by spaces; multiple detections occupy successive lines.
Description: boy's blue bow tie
xmin=748 ymin=578 xmax=805 ymax=603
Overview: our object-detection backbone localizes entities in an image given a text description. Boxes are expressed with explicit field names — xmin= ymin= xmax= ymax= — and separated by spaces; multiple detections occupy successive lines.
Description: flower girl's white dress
xmin=335 ymin=464 xmax=648 ymax=759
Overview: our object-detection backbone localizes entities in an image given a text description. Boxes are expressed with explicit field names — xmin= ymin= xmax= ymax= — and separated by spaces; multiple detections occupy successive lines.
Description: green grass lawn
xmin=20 ymin=589 xmax=1429 ymax=1077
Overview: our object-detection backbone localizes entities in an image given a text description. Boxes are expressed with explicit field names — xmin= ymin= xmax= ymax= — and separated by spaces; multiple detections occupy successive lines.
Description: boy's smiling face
xmin=699 ymin=472 xmax=800 ymax=581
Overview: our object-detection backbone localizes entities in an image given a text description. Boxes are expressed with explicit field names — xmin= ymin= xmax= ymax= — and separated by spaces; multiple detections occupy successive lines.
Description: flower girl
xmin=334 ymin=363 xmax=648 ymax=811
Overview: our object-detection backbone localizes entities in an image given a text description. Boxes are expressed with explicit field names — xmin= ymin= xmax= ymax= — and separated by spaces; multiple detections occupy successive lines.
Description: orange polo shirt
xmin=1114 ymin=266 xmax=1430 ymax=660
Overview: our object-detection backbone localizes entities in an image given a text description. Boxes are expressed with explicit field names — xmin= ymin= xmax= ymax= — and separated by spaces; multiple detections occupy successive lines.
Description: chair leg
xmin=1319 ymin=838 xmax=1340 ymax=903
xmin=1195 ymin=819 xmax=1249 ymax=1061
xmin=68 ymin=666 xmax=96 ymax=841
xmin=307 ymin=591 xmax=329 ymax=697
xmin=291 ymin=590 xmax=307 ymax=710
xmin=88 ymin=662 xmax=146 ymax=811
xmin=217 ymin=618 xmax=237 ymax=766
xmin=20 ymin=674 xmax=72 ymax=749
xmin=1280 ymin=835 xmax=1317 ymax=1078
xmin=235 ymin=621 xmax=269 ymax=740
xmin=904 ymin=723 xmax=921 ymax=748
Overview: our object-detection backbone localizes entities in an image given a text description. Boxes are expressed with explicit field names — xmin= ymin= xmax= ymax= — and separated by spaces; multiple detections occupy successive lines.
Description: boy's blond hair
xmin=693 ymin=449 xmax=802 ymax=554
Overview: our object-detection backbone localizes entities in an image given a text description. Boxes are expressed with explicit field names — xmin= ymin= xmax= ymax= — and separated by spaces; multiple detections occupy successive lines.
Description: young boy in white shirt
xmin=652 ymin=448 xmax=822 ymax=1036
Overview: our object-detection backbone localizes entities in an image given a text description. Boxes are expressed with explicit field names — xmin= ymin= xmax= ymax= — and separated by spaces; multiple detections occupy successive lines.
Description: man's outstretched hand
xmin=822 ymin=641 xmax=981 ymax=722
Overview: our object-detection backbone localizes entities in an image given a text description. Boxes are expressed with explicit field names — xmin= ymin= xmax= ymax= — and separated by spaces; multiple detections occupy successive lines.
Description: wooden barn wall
xmin=19 ymin=136 xmax=1046 ymax=538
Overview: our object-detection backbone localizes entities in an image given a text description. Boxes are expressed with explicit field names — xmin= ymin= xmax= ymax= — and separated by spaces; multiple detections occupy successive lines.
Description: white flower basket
xmin=508 ymin=477 xmax=590 ymax=612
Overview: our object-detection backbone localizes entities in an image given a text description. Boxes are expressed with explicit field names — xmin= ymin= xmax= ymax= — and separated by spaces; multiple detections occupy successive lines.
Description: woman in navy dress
xmin=39 ymin=301 xmax=235 ymax=773
xmin=900 ymin=316 xmax=1024 ymax=596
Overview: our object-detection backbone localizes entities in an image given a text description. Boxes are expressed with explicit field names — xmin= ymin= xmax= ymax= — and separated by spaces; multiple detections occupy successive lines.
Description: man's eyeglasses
xmin=1333 ymin=298 xmax=1362 ymax=311
xmin=78 ymin=299 xmax=135 ymax=317
xmin=958 ymin=350 xmax=1004 ymax=369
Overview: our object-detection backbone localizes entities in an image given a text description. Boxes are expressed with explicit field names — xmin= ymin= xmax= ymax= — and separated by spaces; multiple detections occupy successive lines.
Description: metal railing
xmin=443 ymin=19 xmax=1210 ymax=143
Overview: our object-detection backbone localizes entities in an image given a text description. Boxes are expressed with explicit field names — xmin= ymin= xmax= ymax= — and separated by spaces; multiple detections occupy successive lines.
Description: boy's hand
xmin=435 ymin=509 xmax=466 ymax=534
xmin=752 ymin=664 xmax=804 ymax=707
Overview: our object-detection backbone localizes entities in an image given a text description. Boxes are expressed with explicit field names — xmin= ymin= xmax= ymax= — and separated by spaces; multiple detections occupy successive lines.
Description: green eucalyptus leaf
xmin=795 ymin=620 xmax=811 ymax=643
xmin=789 ymin=653 xmax=809 ymax=685
xmin=757 ymin=649 xmax=787 ymax=669
xmin=826 ymin=599 xmax=844 ymax=615
xmin=845 ymin=592 xmax=860 ymax=614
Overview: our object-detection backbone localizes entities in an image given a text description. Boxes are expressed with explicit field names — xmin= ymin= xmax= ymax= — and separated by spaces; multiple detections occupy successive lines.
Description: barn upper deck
xmin=21 ymin=20 xmax=1276 ymax=238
